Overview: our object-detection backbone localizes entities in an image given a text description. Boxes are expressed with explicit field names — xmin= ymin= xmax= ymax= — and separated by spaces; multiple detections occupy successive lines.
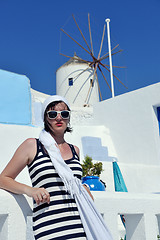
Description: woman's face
xmin=46 ymin=102 xmax=70 ymax=135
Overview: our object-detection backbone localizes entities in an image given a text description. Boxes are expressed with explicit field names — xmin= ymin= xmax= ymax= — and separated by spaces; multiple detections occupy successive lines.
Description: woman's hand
xmin=83 ymin=184 xmax=94 ymax=201
xmin=26 ymin=187 xmax=50 ymax=205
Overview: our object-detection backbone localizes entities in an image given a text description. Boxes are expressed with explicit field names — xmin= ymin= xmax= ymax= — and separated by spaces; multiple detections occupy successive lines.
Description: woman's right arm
xmin=0 ymin=138 xmax=50 ymax=204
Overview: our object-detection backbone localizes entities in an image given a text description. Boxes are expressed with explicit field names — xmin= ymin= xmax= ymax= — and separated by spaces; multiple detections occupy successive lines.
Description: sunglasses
xmin=47 ymin=110 xmax=70 ymax=119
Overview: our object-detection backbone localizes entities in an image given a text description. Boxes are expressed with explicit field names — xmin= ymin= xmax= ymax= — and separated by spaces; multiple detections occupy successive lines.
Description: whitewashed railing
xmin=93 ymin=191 xmax=160 ymax=240
xmin=1 ymin=189 xmax=160 ymax=240
xmin=0 ymin=190 xmax=33 ymax=240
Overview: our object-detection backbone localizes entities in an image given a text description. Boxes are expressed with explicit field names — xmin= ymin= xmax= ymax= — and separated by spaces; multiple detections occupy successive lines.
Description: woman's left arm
xmin=83 ymin=184 xmax=94 ymax=200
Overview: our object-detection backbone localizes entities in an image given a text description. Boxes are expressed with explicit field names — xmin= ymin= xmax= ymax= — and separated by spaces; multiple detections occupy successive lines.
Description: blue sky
xmin=0 ymin=0 xmax=160 ymax=100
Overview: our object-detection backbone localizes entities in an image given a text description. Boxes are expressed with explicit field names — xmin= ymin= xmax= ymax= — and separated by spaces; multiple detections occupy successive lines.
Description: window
xmin=68 ymin=78 xmax=73 ymax=86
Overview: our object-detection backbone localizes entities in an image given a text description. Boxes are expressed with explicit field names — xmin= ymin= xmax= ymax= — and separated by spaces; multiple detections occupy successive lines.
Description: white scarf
xmin=39 ymin=130 xmax=113 ymax=240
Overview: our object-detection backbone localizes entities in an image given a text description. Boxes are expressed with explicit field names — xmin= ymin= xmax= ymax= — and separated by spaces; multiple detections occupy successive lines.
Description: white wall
xmin=93 ymin=82 xmax=160 ymax=166
xmin=118 ymin=162 xmax=160 ymax=193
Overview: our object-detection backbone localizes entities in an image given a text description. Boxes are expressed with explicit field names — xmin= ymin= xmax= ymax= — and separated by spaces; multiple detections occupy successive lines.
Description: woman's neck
xmin=50 ymin=132 xmax=65 ymax=145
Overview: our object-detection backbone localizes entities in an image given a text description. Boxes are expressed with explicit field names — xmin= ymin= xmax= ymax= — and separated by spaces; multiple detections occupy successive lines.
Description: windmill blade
xmin=97 ymin=24 xmax=106 ymax=60
xmin=85 ymin=80 xmax=93 ymax=104
xmin=72 ymin=64 xmax=94 ymax=82
xmin=85 ymin=64 xmax=101 ymax=104
xmin=100 ymin=44 xmax=119 ymax=61
xmin=85 ymin=61 xmax=98 ymax=103
xmin=99 ymin=49 xmax=123 ymax=63
xmin=88 ymin=13 xmax=94 ymax=55
xmin=72 ymin=14 xmax=92 ymax=54
xmin=84 ymin=71 xmax=96 ymax=104
xmin=111 ymin=43 xmax=120 ymax=52
xmin=101 ymin=63 xmax=128 ymax=89
xmin=104 ymin=64 xmax=127 ymax=68
xmin=67 ymin=61 xmax=95 ymax=84
xmin=100 ymin=49 xmax=123 ymax=61
xmin=60 ymin=28 xmax=91 ymax=55
xmin=112 ymin=72 xmax=128 ymax=89
xmin=111 ymin=49 xmax=123 ymax=57
xmin=73 ymin=61 xmax=97 ymax=81
xmin=98 ymin=65 xmax=112 ymax=92
xmin=95 ymin=72 xmax=102 ymax=101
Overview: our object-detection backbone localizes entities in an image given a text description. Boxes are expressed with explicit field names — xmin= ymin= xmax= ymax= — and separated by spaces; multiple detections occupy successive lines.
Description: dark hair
xmin=44 ymin=101 xmax=72 ymax=133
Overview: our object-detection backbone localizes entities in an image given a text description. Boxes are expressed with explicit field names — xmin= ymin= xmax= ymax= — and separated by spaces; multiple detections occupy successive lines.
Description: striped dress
xmin=28 ymin=139 xmax=86 ymax=240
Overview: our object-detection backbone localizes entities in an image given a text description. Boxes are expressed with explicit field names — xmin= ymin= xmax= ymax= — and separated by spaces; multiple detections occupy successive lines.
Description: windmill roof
xmin=56 ymin=53 xmax=90 ymax=71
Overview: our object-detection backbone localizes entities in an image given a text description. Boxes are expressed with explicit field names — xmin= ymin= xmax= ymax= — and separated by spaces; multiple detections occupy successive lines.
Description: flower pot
xmin=82 ymin=176 xmax=105 ymax=191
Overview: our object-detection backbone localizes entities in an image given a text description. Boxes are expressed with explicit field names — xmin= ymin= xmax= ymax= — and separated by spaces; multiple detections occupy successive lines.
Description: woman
xmin=0 ymin=95 xmax=93 ymax=240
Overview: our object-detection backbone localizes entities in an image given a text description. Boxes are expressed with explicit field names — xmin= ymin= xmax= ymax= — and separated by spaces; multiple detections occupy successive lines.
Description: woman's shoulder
xmin=20 ymin=138 xmax=37 ymax=164
xmin=72 ymin=145 xmax=80 ymax=157
xmin=22 ymin=138 xmax=37 ymax=147
xmin=67 ymin=142 xmax=80 ymax=157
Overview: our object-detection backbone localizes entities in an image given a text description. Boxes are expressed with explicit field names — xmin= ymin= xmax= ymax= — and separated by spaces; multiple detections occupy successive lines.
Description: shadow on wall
xmin=33 ymin=102 xmax=44 ymax=127
xmin=82 ymin=136 xmax=116 ymax=162
xmin=12 ymin=193 xmax=32 ymax=218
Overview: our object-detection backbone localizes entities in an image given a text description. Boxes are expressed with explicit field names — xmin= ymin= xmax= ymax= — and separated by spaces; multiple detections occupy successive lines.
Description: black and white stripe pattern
xmin=28 ymin=139 xmax=86 ymax=240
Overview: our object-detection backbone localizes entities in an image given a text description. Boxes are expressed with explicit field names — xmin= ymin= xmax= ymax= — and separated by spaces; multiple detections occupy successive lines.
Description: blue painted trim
xmin=157 ymin=107 xmax=160 ymax=134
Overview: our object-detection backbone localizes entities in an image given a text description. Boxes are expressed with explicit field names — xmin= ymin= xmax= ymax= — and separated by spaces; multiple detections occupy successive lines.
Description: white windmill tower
xmin=56 ymin=53 xmax=99 ymax=107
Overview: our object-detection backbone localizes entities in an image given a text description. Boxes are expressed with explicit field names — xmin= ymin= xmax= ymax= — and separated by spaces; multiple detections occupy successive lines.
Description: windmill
xmin=57 ymin=14 xmax=127 ymax=107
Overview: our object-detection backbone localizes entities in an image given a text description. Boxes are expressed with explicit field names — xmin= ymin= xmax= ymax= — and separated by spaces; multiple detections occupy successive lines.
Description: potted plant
xmin=81 ymin=155 xmax=106 ymax=191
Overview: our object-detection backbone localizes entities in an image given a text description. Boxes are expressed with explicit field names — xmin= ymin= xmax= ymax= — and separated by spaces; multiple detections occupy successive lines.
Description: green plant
xmin=81 ymin=155 xmax=103 ymax=177
xmin=157 ymin=234 xmax=160 ymax=239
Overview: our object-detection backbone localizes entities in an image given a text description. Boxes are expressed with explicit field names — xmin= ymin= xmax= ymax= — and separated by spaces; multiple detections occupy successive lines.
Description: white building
xmin=56 ymin=54 xmax=99 ymax=107
xmin=0 ymin=68 xmax=160 ymax=239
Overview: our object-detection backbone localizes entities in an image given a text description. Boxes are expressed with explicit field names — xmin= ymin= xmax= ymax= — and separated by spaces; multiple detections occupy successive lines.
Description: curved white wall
xmin=56 ymin=62 xmax=99 ymax=107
